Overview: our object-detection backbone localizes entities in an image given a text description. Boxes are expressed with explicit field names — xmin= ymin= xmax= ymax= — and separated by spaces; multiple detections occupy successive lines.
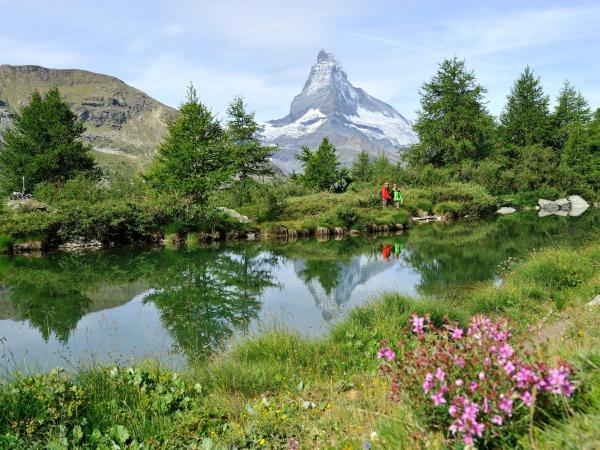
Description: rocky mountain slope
xmin=0 ymin=65 xmax=177 ymax=157
xmin=261 ymin=50 xmax=417 ymax=172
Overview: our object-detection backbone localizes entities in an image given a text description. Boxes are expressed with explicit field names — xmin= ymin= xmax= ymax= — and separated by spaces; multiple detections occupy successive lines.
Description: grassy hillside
xmin=0 ymin=65 xmax=177 ymax=158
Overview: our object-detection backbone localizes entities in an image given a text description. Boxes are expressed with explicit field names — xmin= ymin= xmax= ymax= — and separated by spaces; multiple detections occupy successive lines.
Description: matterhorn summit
xmin=261 ymin=50 xmax=417 ymax=172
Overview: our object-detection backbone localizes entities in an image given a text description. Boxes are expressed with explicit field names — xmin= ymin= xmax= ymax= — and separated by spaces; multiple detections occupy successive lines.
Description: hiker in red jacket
xmin=381 ymin=182 xmax=392 ymax=207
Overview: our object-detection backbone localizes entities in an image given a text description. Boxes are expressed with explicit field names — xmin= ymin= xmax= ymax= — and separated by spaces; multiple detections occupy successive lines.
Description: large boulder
xmin=538 ymin=199 xmax=559 ymax=212
xmin=555 ymin=198 xmax=571 ymax=210
xmin=6 ymin=198 xmax=48 ymax=212
xmin=496 ymin=207 xmax=516 ymax=215
xmin=567 ymin=195 xmax=589 ymax=210
xmin=217 ymin=207 xmax=251 ymax=224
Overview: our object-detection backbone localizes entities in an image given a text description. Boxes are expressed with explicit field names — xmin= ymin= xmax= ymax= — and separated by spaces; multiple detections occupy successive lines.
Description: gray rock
xmin=217 ymin=207 xmax=251 ymax=224
xmin=496 ymin=207 xmax=516 ymax=215
xmin=567 ymin=195 xmax=589 ymax=210
xmin=538 ymin=199 xmax=559 ymax=211
xmin=587 ymin=295 xmax=600 ymax=308
xmin=555 ymin=198 xmax=571 ymax=210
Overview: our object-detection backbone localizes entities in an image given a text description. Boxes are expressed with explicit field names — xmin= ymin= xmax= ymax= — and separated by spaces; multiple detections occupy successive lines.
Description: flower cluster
xmin=377 ymin=314 xmax=577 ymax=447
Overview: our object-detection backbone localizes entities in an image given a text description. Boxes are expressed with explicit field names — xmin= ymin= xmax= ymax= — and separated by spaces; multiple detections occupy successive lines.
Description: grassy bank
xmin=0 ymin=175 xmax=502 ymax=253
xmin=1 ymin=231 xmax=599 ymax=448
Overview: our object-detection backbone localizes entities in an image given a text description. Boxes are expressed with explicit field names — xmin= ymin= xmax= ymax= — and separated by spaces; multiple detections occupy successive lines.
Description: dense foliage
xmin=403 ymin=59 xmax=599 ymax=201
xmin=0 ymin=88 xmax=98 ymax=194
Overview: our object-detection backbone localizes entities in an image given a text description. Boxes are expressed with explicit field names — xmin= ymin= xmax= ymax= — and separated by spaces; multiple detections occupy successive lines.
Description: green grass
xmin=0 ymin=235 xmax=12 ymax=253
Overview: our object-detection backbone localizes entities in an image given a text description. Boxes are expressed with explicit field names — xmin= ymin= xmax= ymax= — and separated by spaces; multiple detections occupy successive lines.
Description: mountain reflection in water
xmin=0 ymin=210 xmax=598 ymax=374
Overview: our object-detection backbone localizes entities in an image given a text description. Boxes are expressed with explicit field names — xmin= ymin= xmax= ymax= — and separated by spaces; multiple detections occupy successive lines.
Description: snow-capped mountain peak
xmin=261 ymin=50 xmax=417 ymax=173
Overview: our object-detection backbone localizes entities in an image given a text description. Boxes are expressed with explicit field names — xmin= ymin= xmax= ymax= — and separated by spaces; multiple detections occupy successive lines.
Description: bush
xmin=335 ymin=206 xmax=359 ymax=229
xmin=433 ymin=201 xmax=463 ymax=217
xmin=379 ymin=314 xmax=577 ymax=447
xmin=0 ymin=235 xmax=12 ymax=252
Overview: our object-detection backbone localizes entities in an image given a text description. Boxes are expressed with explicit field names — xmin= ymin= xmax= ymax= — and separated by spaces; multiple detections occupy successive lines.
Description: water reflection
xmin=0 ymin=210 xmax=598 ymax=372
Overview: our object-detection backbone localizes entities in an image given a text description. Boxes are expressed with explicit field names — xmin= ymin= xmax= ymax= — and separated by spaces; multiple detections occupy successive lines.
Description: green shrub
xmin=433 ymin=200 xmax=463 ymax=217
xmin=335 ymin=206 xmax=359 ymax=229
xmin=0 ymin=235 xmax=12 ymax=252
xmin=416 ymin=198 xmax=433 ymax=213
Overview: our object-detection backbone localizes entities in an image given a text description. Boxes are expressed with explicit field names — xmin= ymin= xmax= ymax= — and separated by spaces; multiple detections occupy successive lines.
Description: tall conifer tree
xmin=226 ymin=95 xmax=273 ymax=181
xmin=500 ymin=67 xmax=551 ymax=147
xmin=0 ymin=88 xmax=97 ymax=193
xmin=146 ymin=84 xmax=231 ymax=204
xmin=408 ymin=57 xmax=494 ymax=168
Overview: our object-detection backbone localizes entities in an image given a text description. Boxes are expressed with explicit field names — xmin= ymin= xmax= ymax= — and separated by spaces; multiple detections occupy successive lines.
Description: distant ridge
xmin=0 ymin=64 xmax=177 ymax=157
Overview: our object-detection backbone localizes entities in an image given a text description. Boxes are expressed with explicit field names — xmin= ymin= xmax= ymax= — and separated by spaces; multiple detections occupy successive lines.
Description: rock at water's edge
xmin=538 ymin=199 xmax=559 ymax=211
xmin=496 ymin=207 xmax=516 ymax=215
xmin=217 ymin=207 xmax=251 ymax=224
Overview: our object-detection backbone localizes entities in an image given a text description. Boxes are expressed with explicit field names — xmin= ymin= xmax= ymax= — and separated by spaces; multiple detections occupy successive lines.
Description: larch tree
xmin=408 ymin=57 xmax=495 ymax=169
xmin=226 ymin=95 xmax=273 ymax=181
xmin=145 ymin=84 xmax=231 ymax=205
xmin=0 ymin=88 xmax=98 ymax=194
xmin=500 ymin=66 xmax=551 ymax=148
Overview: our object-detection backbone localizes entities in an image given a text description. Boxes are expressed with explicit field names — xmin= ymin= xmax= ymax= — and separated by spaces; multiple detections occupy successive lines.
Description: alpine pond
xmin=0 ymin=210 xmax=598 ymax=376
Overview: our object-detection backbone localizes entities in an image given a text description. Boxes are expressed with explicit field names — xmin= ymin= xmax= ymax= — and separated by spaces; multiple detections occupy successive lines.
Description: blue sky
xmin=1 ymin=0 xmax=599 ymax=121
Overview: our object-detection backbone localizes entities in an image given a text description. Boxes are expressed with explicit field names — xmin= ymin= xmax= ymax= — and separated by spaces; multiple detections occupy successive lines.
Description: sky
xmin=1 ymin=0 xmax=600 ymax=122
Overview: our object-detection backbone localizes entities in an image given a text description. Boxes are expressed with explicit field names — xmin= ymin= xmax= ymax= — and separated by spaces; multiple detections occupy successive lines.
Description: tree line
xmin=405 ymin=58 xmax=599 ymax=199
xmin=1 ymin=57 xmax=598 ymax=214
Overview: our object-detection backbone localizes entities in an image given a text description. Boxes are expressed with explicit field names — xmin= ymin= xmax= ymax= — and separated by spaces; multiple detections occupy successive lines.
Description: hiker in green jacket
xmin=392 ymin=184 xmax=403 ymax=209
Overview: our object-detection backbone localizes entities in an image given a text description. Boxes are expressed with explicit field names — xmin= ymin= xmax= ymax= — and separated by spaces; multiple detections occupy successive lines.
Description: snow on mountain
xmin=261 ymin=109 xmax=326 ymax=140
xmin=261 ymin=50 xmax=418 ymax=173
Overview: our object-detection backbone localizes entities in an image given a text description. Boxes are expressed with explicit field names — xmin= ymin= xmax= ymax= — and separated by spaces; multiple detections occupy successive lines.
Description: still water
xmin=1 ymin=211 xmax=598 ymax=375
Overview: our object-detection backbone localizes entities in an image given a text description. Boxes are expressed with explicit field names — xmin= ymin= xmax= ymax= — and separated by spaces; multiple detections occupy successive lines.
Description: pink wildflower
xmin=455 ymin=356 xmax=466 ymax=368
xmin=515 ymin=366 xmax=539 ymax=388
xmin=376 ymin=346 xmax=395 ymax=362
xmin=499 ymin=395 xmax=513 ymax=416
xmin=435 ymin=367 xmax=445 ymax=381
xmin=455 ymin=379 xmax=464 ymax=386
xmin=451 ymin=327 xmax=464 ymax=339
xmin=483 ymin=397 xmax=490 ymax=413
xmin=479 ymin=371 xmax=485 ymax=381
xmin=469 ymin=381 xmax=478 ymax=392
xmin=473 ymin=421 xmax=485 ymax=437
xmin=544 ymin=365 xmax=575 ymax=396
xmin=492 ymin=415 xmax=503 ymax=426
xmin=503 ymin=360 xmax=516 ymax=374
xmin=422 ymin=373 xmax=434 ymax=393
xmin=411 ymin=314 xmax=425 ymax=334
xmin=449 ymin=404 xmax=458 ymax=417
xmin=289 ymin=437 xmax=298 ymax=450
xmin=431 ymin=390 xmax=446 ymax=406
xmin=520 ymin=391 xmax=532 ymax=407
xmin=497 ymin=344 xmax=514 ymax=361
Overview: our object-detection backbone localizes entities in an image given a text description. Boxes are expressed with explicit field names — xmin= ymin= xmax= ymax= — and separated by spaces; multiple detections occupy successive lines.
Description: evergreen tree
xmin=350 ymin=150 xmax=373 ymax=182
xmin=0 ymin=88 xmax=97 ymax=194
xmin=146 ymin=84 xmax=231 ymax=204
xmin=297 ymin=137 xmax=340 ymax=190
xmin=500 ymin=66 xmax=551 ymax=147
xmin=551 ymin=80 xmax=591 ymax=148
xmin=226 ymin=95 xmax=273 ymax=181
xmin=407 ymin=57 xmax=495 ymax=168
